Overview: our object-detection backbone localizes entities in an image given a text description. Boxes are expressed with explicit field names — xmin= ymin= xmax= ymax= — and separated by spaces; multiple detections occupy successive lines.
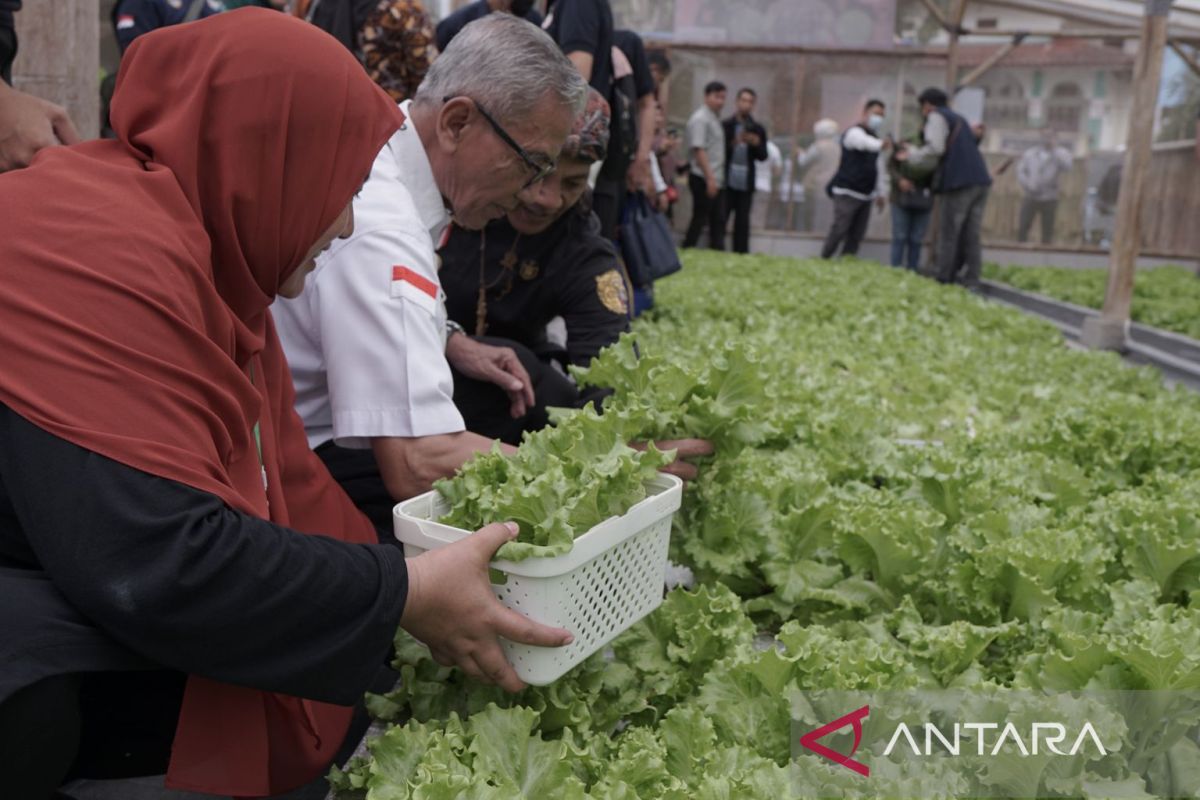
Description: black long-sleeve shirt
xmin=0 ymin=404 xmax=407 ymax=707
xmin=435 ymin=0 xmax=543 ymax=52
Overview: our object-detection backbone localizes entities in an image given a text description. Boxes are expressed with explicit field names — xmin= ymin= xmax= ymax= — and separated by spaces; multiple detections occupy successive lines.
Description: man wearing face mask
xmin=435 ymin=0 xmax=542 ymax=51
xmin=821 ymin=98 xmax=890 ymax=259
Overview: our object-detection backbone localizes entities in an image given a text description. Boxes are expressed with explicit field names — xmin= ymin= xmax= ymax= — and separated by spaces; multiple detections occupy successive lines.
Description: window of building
xmin=981 ymin=73 xmax=1029 ymax=129
xmin=1046 ymin=81 xmax=1085 ymax=133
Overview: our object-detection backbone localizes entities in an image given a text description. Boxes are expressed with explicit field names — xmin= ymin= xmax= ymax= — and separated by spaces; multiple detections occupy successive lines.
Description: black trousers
xmin=935 ymin=185 xmax=990 ymax=287
xmin=821 ymin=194 xmax=872 ymax=258
xmin=451 ymin=336 xmax=582 ymax=447
xmin=316 ymin=440 xmax=396 ymax=541
xmin=682 ymin=173 xmax=725 ymax=250
xmin=0 ymin=671 xmax=185 ymax=799
xmin=723 ymin=188 xmax=755 ymax=254
xmin=1018 ymin=197 xmax=1058 ymax=244
xmin=0 ymin=667 xmax=394 ymax=800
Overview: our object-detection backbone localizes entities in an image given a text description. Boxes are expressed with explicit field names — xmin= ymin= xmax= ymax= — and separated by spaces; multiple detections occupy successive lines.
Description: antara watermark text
xmin=882 ymin=721 xmax=1107 ymax=758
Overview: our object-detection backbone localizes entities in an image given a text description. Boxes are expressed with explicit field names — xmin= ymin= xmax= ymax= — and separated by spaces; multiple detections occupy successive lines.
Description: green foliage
xmin=434 ymin=405 xmax=673 ymax=560
xmin=984 ymin=264 xmax=1200 ymax=340
xmin=334 ymin=253 xmax=1200 ymax=799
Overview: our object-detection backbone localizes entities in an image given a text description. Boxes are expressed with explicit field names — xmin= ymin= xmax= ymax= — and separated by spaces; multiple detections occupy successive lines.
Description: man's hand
xmin=402 ymin=522 xmax=574 ymax=691
xmin=875 ymin=195 xmax=887 ymax=211
xmin=655 ymin=191 xmax=670 ymax=213
xmin=744 ymin=131 xmax=762 ymax=147
xmin=0 ymin=83 xmax=82 ymax=172
xmin=626 ymin=156 xmax=652 ymax=195
xmin=446 ymin=333 xmax=535 ymax=419
xmin=633 ymin=438 xmax=714 ymax=481
xmin=898 ymin=177 xmax=915 ymax=193
xmin=706 ymin=177 xmax=718 ymax=198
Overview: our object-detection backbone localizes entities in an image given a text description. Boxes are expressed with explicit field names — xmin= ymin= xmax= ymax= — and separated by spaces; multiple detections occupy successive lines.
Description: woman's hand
xmin=401 ymin=521 xmax=572 ymax=692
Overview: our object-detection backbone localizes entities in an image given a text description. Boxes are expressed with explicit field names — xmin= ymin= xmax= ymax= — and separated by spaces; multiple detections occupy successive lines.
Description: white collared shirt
xmin=273 ymin=101 xmax=462 ymax=450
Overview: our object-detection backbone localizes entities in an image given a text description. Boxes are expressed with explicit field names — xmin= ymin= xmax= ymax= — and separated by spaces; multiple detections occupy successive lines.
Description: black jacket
xmin=439 ymin=199 xmax=631 ymax=369
xmin=722 ymin=114 xmax=768 ymax=192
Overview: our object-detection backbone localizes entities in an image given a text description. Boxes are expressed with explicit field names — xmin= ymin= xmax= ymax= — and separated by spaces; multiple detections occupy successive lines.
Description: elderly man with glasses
xmin=271 ymin=14 xmax=588 ymax=536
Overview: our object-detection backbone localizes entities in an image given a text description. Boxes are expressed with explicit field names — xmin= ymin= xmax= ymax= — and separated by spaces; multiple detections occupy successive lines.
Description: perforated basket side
xmin=494 ymin=514 xmax=673 ymax=685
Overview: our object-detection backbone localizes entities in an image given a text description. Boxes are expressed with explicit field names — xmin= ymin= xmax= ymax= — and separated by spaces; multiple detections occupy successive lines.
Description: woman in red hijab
xmin=0 ymin=8 xmax=570 ymax=798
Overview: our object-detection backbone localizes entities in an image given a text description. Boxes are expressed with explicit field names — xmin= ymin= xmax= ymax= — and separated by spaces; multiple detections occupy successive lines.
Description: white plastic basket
xmin=393 ymin=473 xmax=683 ymax=685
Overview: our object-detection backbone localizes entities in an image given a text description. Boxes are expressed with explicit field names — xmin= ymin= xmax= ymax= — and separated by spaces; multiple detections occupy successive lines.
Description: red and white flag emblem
xmin=390 ymin=266 xmax=439 ymax=315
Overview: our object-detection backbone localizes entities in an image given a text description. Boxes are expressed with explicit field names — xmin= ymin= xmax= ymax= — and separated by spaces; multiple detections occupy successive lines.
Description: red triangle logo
xmin=799 ymin=705 xmax=871 ymax=777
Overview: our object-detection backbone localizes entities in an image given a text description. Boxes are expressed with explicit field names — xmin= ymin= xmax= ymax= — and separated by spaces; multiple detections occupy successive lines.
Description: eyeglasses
xmin=445 ymin=95 xmax=556 ymax=189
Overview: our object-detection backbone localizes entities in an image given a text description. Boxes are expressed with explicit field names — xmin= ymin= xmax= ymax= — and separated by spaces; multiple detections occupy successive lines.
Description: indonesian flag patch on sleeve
xmin=116 ymin=14 xmax=136 ymax=30
xmin=390 ymin=265 xmax=439 ymax=316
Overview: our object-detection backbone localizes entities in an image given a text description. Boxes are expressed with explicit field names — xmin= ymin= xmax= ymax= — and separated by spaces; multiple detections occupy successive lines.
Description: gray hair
xmin=814 ymin=118 xmax=840 ymax=139
xmin=414 ymin=14 xmax=588 ymax=123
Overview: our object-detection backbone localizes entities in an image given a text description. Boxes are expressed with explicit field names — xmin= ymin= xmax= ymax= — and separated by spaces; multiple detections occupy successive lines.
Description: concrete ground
xmin=745 ymin=229 xmax=1195 ymax=271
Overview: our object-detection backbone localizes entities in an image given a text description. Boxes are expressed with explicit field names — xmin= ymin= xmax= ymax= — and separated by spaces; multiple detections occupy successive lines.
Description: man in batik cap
xmin=437 ymin=88 xmax=633 ymax=445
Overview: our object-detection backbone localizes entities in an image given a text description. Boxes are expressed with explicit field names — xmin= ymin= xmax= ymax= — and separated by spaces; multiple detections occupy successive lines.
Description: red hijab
xmin=0 ymin=9 xmax=403 ymax=796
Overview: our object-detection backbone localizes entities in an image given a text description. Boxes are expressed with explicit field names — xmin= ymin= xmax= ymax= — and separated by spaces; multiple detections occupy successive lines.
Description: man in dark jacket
xmin=898 ymin=87 xmax=992 ymax=287
xmin=821 ymin=98 xmax=888 ymax=259
xmin=721 ymin=87 xmax=768 ymax=254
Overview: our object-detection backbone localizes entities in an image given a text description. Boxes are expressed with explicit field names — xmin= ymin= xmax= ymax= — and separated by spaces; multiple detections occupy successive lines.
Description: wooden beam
xmin=962 ymin=26 xmax=1200 ymax=42
xmin=1170 ymin=39 xmax=1200 ymax=77
xmin=958 ymin=33 xmax=1029 ymax=87
xmin=918 ymin=0 xmax=954 ymax=31
xmin=1081 ymin=0 xmax=1174 ymax=351
xmin=965 ymin=26 xmax=1136 ymax=39
xmin=641 ymin=40 xmax=948 ymax=59
xmin=784 ymin=56 xmax=808 ymax=232
xmin=945 ymin=0 xmax=970 ymax=90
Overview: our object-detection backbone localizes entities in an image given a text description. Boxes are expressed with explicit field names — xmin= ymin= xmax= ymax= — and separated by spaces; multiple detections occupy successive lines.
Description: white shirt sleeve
xmin=650 ymin=152 xmax=667 ymax=193
xmin=842 ymin=126 xmax=884 ymax=152
xmin=686 ymin=110 xmax=707 ymax=154
xmin=908 ymin=113 xmax=950 ymax=167
xmin=313 ymin=229 xmax=465 ymax=448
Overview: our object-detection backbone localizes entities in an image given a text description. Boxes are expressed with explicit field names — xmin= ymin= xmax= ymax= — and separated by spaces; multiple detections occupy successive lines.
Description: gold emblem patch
xmin=519 ymin=259 xmax=540 ymax=281
xmin=595 ymin=269 xmax=629 ymax=315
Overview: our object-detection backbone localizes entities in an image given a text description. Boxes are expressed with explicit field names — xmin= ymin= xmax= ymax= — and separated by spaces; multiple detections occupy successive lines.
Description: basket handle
xmin=410 ymin=517 xmax=471 ymax=548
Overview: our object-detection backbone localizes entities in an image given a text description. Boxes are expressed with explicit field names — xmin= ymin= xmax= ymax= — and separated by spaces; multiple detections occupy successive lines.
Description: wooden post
xmin=12 ymin=0 xmax=100 ymax=140
xmin=1080 ymin=0 xmax=1173 ymax=351
xmin=945 ymin=0 xmax=970 ymax=92
xmin=784 ymin=56 xmax=807 ymax=231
